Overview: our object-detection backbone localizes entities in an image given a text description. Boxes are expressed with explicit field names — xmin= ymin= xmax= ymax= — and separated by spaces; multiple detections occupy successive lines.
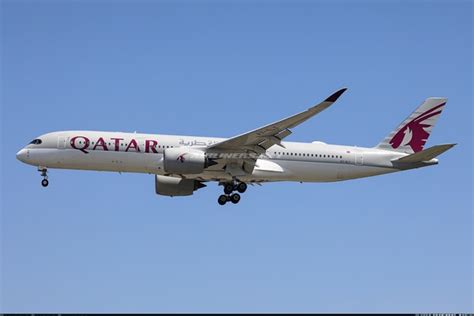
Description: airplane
xmin=16 ymin=88 xmax=455 ymax=205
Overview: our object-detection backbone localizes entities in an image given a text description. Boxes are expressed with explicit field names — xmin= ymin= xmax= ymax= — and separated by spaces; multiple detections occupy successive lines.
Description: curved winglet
xmin=325 ymin=87 xmax=348 ymax=102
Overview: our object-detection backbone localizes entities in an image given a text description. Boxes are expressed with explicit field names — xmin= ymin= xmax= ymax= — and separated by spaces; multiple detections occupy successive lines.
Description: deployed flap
xmin=394 ymin=143 xmax=456 ymax=163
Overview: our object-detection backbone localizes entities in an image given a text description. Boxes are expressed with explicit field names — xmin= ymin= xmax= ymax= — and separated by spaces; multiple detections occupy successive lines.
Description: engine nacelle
xmin=163 ymin=147 xmax=207 ymax=174
xmin=155 ymin=175 xmax=205 ymax=197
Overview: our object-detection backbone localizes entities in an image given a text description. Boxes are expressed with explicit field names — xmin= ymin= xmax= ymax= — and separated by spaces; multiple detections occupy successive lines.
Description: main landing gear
xmin=218 ymin=181 xmax=247 ymax=205
xmin=39 ymin=167 xmax=49 ymax=187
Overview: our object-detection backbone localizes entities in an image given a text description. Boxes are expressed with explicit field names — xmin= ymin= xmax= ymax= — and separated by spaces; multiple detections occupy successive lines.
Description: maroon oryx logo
xmin=390 ymin=103 xmax=445 ymax=152
xmin=176 ymin=153 xmax=186 ymax=163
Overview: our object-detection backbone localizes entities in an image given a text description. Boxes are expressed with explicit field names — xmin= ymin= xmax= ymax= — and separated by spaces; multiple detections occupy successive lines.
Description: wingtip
xmin=325 ymin=87 xmax=348 ymax=102
xmin=438 ymin=143 xmax=457 ymax=150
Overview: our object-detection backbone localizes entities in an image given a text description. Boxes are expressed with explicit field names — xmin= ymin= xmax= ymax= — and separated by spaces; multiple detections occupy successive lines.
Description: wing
xmin=208 ymin=87 xmax=347 ymax=153
xmin=205 ymin=88 xmax=347 ymax=176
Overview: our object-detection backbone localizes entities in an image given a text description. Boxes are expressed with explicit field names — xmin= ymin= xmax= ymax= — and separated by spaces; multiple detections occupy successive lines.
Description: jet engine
xmin=155 ymin=175 xmax=206 ymax=196
xmin=163 ymin=147 xmax=215 ymax=174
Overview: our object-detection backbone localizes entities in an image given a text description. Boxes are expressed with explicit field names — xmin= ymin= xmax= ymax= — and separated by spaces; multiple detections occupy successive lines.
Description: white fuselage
xmin=16 ymin=130 xmax=431 ymax=183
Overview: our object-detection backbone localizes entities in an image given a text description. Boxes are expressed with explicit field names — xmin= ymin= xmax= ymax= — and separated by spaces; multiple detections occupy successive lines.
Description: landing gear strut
xmin=39 ymin=167 xmax=49 ymax=187
xmin=217 ymin=181 xmax=247 ymax=205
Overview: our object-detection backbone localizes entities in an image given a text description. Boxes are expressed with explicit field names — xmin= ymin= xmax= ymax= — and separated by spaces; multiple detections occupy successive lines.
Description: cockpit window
xmin=29 ymin=139 xmax=42 ymax=145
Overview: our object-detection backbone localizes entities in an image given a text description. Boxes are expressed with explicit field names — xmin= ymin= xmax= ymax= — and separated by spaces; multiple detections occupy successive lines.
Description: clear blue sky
xmin=1 ymin=0 xmax=472 ymax=312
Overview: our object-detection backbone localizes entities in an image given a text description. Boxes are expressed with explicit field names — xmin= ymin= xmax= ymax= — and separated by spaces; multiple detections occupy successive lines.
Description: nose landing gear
xmin=217 ymin=181 xmax=247 ymax=205
xmin=39 ymin=167 xmax=49 ymax=187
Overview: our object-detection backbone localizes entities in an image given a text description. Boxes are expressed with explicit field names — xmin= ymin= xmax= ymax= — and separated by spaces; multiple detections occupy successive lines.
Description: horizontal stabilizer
xmin=394 ymin=144 xmax=456 ymax=163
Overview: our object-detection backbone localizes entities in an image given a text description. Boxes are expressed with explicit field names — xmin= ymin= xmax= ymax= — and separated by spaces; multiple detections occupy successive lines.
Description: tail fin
xmin=376 ymin=97 xmax=447 ymax=153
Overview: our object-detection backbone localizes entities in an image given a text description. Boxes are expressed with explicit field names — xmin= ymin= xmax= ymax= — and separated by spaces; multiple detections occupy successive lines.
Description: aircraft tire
xmin=218 ymin=194 xmax=227 ymax=205
xmin=224 ymin=184 xmax=234 ymax=194
xmin=230 ymin=193 xmax=241 ymax=204
xmin=237 ymin=182 xmax=247 ymax=193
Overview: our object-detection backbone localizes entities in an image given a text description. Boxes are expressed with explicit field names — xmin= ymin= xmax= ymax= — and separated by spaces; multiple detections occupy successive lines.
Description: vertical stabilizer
xmin=376 ymin=97 xmax=447 ymax=153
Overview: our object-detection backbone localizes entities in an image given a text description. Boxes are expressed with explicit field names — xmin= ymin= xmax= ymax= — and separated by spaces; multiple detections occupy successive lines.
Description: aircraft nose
xmin=16 ymin=148 xmax=28 ymax=162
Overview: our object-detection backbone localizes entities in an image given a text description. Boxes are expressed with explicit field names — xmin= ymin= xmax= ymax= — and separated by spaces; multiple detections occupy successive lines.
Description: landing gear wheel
xmin=237 ymin=182 xmax=247 ymax=193
xmin=224 ymin=184 xmax=234 ymax=194
xmin=218 ymin=194 xmax=228 ymax=205
xmin=38 ymin=168 xmax=49 ymax=187
xmin=230 ymin=193 xmax=241 ymax=204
